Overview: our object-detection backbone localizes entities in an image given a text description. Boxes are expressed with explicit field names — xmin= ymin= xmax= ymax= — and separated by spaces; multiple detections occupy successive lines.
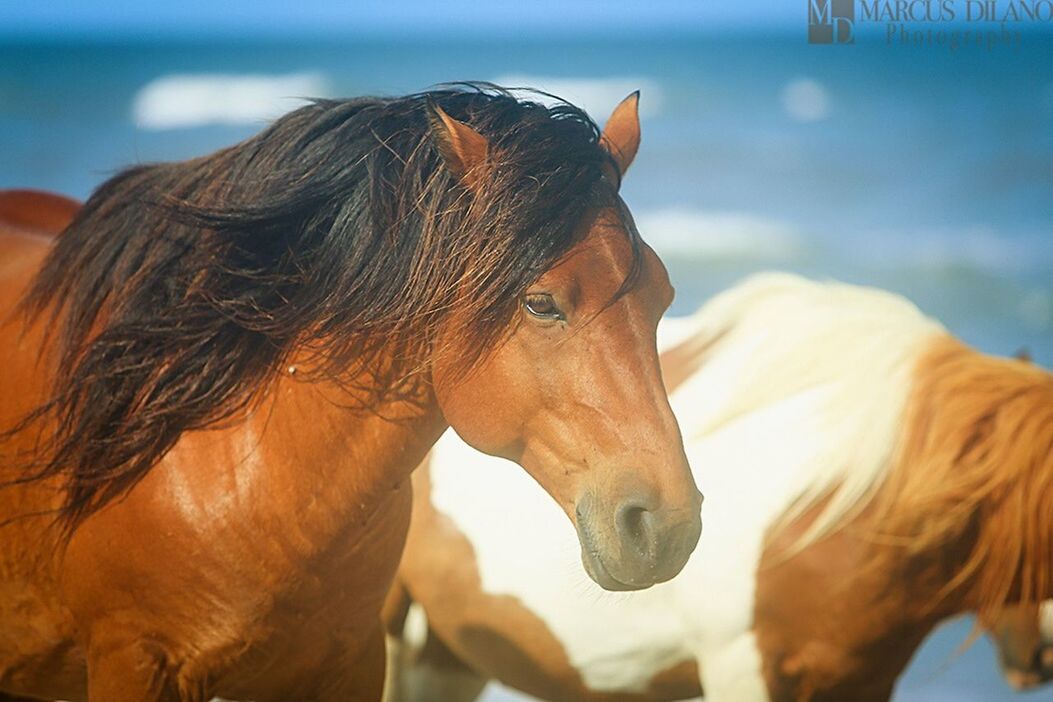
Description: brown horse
xmin=0 ymin=87 xmax=702 ymax=701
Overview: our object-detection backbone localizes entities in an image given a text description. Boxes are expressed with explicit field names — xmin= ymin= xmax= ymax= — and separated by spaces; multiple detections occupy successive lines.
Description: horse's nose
xmin=574 ymin=481 xmax=702 ymax=591
xmin=613 ymin=491 xmax=702 ymax=585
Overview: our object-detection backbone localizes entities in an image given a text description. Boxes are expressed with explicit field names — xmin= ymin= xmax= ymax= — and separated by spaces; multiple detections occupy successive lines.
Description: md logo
xmin=808 ymin=0 xmax=855 ymax=44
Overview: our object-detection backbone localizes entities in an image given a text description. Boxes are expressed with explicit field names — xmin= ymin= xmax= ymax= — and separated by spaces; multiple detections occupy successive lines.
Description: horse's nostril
xmin=618 ymin=505 xmax=645 ymax=538
xmin=615 ymin=502 xmax=656 ymax=559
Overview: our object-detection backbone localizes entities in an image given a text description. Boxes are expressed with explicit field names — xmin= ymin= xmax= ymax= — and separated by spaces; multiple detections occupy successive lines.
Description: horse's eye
xmin=523 ymin=293 xmax=565 ymax=322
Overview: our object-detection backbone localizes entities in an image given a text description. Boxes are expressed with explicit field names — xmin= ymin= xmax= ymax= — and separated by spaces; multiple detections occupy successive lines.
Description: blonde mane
xmin=663 ymin=272 xmax=1053 ymax=604
xmin=866 ymin=338 xmax=1053 ymax=616
xmin=664 ymin=273 xmax=943 ymax=552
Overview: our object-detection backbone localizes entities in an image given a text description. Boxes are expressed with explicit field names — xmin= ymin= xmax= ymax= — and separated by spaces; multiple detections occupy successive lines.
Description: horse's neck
xmin=164 ymin=364 xmax=447 ymax=560
xmin=270 ymin=368 xmax=442 ymax=496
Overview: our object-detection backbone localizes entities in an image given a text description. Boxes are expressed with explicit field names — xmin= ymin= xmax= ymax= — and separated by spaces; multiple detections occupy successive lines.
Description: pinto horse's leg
xmin=397 ymin=644 xmax=487 ymax=702
xmin=388 ymin=612 xmax=487 ymax=702
xmin=383 ymin=634 xmax=406 ymax=702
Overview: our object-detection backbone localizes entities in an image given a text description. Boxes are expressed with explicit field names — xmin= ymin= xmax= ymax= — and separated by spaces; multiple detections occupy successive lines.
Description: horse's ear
xmin=600 ymin=91 xmax=641 ymax=186
xmin=1014 ymin=347 xmax=1033 ymax=363
xmin=428 ymin=104 xmax=489 ymax=193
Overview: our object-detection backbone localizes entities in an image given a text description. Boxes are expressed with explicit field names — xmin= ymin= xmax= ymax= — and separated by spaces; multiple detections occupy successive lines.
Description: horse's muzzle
xmin=574 ymin=490 xmax=702 ymax=591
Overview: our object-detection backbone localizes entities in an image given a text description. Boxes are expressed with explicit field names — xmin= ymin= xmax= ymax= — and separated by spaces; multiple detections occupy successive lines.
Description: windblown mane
xmin=694 ymin=277 xmax=1053 ymax=617
xmin=663 ymin=274 xmax=945 ymax=551
xmin=867 ymin=338 xmax=1053 ymax=617
xmin=8 ymin=84 xmax=635 ymax=530
xmin=666 ymin=274 xmax=1053 ymax=616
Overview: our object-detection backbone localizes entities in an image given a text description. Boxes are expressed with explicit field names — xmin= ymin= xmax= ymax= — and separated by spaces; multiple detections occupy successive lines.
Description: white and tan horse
xmin=385 ymin=272 xmax=1053 ymax=702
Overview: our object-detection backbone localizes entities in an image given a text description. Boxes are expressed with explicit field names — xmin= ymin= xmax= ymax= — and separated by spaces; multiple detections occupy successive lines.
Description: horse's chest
xmin=58 ymin=460 xmax=414 ymax=699
xmin=212 ymin=484 xmax=414 ymax=691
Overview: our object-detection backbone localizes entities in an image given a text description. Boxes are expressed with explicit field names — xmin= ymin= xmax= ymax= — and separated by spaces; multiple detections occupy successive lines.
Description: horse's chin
xmin=578 ymin=546 xmax=651 ymax=592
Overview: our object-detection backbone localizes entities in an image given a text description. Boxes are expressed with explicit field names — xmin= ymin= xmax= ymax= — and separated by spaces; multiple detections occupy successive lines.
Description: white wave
xmin=491 ymin=74 xmax=663 ymax=120
xmin=857 ymin=225 xmax=1047 ymax=273
xmin=132 ymin=72 xmax=330 ymax=130
xmin=634 ymin=208 xmax=802 ymax=260
xmin=781 ymin=77 xmax=831 ymax=123
xmin=910 ymin=226 xmax=1024 ymax=270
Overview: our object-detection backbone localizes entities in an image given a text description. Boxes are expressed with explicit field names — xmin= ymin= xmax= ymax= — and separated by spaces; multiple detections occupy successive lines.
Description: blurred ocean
xmin=1 ymin=31 xmax=1051 ymax=701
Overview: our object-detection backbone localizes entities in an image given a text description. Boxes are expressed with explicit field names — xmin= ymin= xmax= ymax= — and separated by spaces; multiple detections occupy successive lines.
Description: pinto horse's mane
xmin=668 ymin=273 xmax=1053 ymax=619
xmin=9 ymin=84 xmax=635 ymax=530
xmin=665 ymin=274 xmax=944 ymax=550
xmin=868 ymin=338 xmax=1053 ymax=617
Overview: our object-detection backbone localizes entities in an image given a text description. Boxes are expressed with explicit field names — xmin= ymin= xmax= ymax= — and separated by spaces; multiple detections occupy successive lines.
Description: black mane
xmin=11 ymin=84 xmax=637 ymax=529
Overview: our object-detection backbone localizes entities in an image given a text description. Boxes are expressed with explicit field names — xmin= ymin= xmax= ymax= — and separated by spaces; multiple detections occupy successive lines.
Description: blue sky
xmin=0 ymin=0 xmax=799 ymax=37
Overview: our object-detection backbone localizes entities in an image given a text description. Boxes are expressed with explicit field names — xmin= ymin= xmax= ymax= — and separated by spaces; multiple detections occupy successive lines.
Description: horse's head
xmin=984 ymin=601 xmax=1053 ymax=691
xmin=429 ymin=93 xmax=702 ymax=591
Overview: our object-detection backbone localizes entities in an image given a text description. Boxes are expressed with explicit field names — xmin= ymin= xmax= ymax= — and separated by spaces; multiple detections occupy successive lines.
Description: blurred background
xmin=1 ymin=1 xmax=1051 ymax=700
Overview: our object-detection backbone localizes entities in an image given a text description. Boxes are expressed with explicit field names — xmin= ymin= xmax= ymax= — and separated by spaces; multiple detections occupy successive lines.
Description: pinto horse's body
xmin=388 ymin=273 xmax=1053 ymax=702
xmin=0 ymin=88 xmax=702 ymax=701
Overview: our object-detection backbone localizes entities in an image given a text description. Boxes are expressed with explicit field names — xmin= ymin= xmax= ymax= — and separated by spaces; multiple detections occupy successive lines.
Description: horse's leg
xmin=396 ymin=626 xmax=487 ymax=702
xmin=312 ymin=622 xmax=481 ymax=702
xmin=342 ymin=626 xmax=387 ymax=702
xmin=84 ymin=637 xmax=201 ymax=702
xmin=382 ymin=580 xmax=413 ymax=702
xmin=288 ymin=625 xmax=387 ymax=702
xmin=399 ymin=652 xmax=487 ymax=702
xmin=383 ymin=634 xmax=405 ymax=702
xmin=383 ymin=597 xmax=487 ymax=702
